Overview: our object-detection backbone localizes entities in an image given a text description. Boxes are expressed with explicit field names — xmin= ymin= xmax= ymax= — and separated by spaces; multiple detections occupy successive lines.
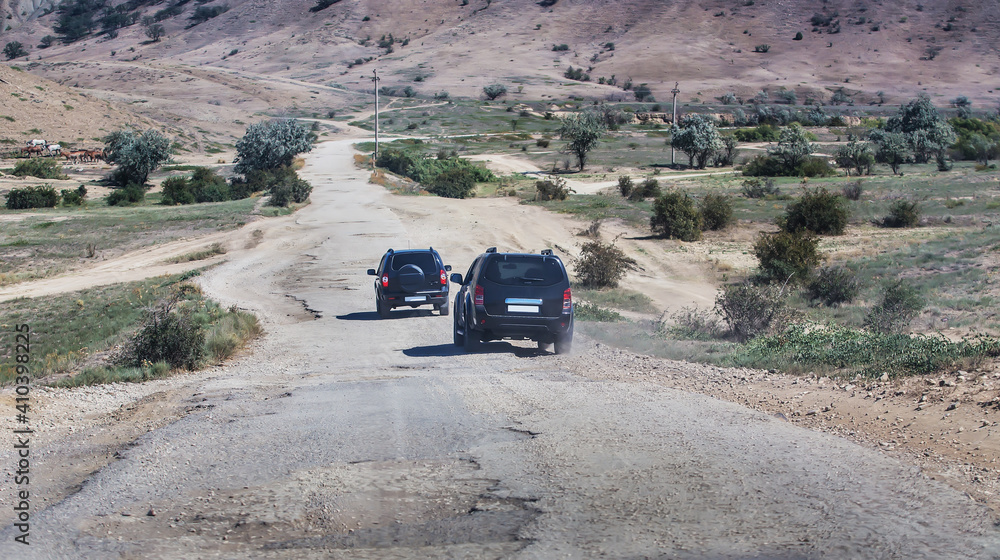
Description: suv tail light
xmin=440 ymin=269 xmax=447 ymax=285
xmin=381 ymin=274 xmax=389 ymax=288
xmin=474 ymin=285 xmax=484 ymax=306
xmin=563 ymin=288 xmax=572 ymax=313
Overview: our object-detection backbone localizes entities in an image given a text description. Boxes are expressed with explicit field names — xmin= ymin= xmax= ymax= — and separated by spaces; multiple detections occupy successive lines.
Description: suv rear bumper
xmin=382 ymin=291 xmax=448 ymax=309
xmin=474 ymin=312 xmax=573 ymax=342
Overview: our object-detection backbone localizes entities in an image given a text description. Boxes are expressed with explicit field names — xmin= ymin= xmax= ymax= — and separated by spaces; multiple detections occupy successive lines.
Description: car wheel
xmin=537 ymin=341 xmax=552 ymax=352
xmin=377 ymin=298 xmax=390 ymax=319
xmin=463 ymin=317 xmax=480 ymax=353
xmin=438 ymin=303 xmax=449 ymax=316
xmin=453 ymin=315 xmax=464 ymax=346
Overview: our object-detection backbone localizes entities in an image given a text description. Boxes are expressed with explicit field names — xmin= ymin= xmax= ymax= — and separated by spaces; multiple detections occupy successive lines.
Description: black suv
xmin=451 ymin=247 xmax=573 ymax=354
xmin=367 ymin=248 xmax=452 ymax=318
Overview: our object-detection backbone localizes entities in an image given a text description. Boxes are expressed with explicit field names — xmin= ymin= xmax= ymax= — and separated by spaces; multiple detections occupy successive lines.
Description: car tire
xmin=555 ymin=322 xmax=573 ymax=355
xmin=463 ymin=317 xmax=480 ymax=353
xmin=537 ymin=341 xmax=552 ymax=352
xmin=438 ymin=303 xmax=449 ymax=316
xmin=453 ymin=314 xmax=464 ymax=346
xmin=377 ymin=298 xmax=390 ymax=319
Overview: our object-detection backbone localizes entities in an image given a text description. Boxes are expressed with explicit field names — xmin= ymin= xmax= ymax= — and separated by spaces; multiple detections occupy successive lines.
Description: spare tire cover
xmin=398 ymin=263 xmax=426 ymax=293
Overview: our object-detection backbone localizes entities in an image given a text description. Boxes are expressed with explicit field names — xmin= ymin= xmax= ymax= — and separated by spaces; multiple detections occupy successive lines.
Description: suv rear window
xmin=483 ymin=255 xmax=565 ymax=286
xmin=390 ymin=252 xmax=437 ymax=273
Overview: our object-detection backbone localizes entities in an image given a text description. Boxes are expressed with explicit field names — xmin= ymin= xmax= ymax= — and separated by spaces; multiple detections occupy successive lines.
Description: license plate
xmin=508 ymin=305 xmax=539 ymax=314
xmin=404 ymin=296 xmax=426 ymax=302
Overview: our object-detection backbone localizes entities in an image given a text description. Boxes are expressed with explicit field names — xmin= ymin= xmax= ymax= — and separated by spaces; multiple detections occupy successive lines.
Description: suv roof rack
xmin=540 ymin=249 xmax=553 ymax=256
xmin=486 ymin=247 xmax=497 ymax=253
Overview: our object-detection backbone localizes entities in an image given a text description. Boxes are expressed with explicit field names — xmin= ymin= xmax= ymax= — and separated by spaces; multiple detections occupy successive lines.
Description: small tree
xmin=834 ymin=139 xmax=874 ymax=176
xmin=145 ymin=23 xmax=165 ymax=42
xmin=103 ymin=129 xmax=172 ymax=186
xmin=482 ymin=83 xmax=507 ymax=100
xmin=559 ymin=112 xmax=605 ymax=171
xmin=869 ymin=129 xmax=909 ymax=175
xmin=234 ymin=120 xmax=314 ymax=175
xmin=575 ymin=240 xmax=638 ymax=288
xmin=3 ymin=41 xmax=27 ymax=60
xmin=650 ymin=191 xmax=702 ymax=241
xmin=768 ymin=123 xmax=813 ymax=172
xmin=670 ymin=114 xmax=723 ymax=169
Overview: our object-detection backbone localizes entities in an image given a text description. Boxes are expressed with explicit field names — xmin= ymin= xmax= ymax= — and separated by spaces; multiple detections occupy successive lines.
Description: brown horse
xmin=19 ymin=145 xmax=43 ymax=157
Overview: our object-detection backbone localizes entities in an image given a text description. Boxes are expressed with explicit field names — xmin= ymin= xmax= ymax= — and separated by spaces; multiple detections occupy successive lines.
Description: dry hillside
xmin=0 ymin=0 xmax=997 ymax=147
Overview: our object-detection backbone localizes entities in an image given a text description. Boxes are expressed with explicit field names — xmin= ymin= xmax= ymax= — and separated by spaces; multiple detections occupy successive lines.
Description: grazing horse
xmin=86 ymin=148 xmax=105 ymax=162
xmin=19 ymin=145 xmax=43 ymax=157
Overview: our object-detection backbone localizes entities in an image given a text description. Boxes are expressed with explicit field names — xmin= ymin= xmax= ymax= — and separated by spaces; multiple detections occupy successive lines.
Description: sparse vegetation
xmin=3 ymin=40 xmax=26 ymax=60
xmin=864 ymin=280 xmax=925 ymax=334
xmin=752 ymin=230 xmax=820 ymax=284
xmin=482 ymin=83 xmax=508 ymax=100
xmin=805 ymin=266 xmax=861 ymax=307
xmin=12 ymin=158 xmax=68 ymax=180
xmin=650 ymin=191 xmax=702 ymax=241
xmin=5 ymin=185 xmax=59 ymax=210
xmin=780 ymin=187 xmax=849 ymax=236
xmin=575 ymin=240 xmax=638 ymax=289
xmin=535 ymin=177 xmax=572 ymax=201
xmin=879 ymin=199 xmax=920 ymax=228
xmin=714 ymin=281 xmax=787 ymax=342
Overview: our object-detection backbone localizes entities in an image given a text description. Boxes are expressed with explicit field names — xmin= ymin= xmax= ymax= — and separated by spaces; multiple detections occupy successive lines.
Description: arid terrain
xmin=0 ymin=0 xmax=999 ymax=557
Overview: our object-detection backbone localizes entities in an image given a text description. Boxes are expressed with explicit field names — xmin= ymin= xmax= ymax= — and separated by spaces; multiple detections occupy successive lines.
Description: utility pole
xmin=372 ymin=69 xmax=380 ymax=163
xmin=670 ymin=82 xmax=680 ymax=167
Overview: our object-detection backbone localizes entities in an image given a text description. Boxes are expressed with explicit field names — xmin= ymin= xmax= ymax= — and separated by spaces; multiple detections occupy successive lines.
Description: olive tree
xmin=869 ymin=129 xmax=909 ymax=175
xmin=887 ymin=95 xmax=956 ymax=164
xmin=482 ymin=83 xmax=507 ymax=101
xmin=768 ymin=123 xmax=813 ymax=172
xmin=559 ymin=112 xmax=606 ymax=171
xmin=234 ymin=119 xmax=315 ymax=174
xmin=103 ymin=129 xmax=172 ymax=186
xmin=669 ymin=114 xmax=723 ymax=169
xmin=834 ymin=139 xmax=874 ymax=176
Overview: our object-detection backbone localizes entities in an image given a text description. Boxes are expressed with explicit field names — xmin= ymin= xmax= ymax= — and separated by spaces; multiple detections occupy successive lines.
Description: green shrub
xmin=650 ymin=191 xmax=702 ymax=241
xmin=666 ymin=306 xmax=724 ymax=340
xmin=160 ymin=176 xmax=195 ymax=205
xmin=842 ymin=180 xmax=863 ymax=201
xmin=628 ymin=178 xmax=660 ymax=201
xmin=113 ymin=300 xmax=205 ymax=370
xmin=699 ymin=193 xmax=733 ymax=231
xmin=740 ymin=154 xmax=785 ymax=177
xmin=107 ymin=184 xmax=146 ymax=206
xmin=12 ymin=158 xmax=68 ymax=179
xmin=752 ymin=230 xmax=820 ymax=283
xmin=714 ymin=282 xmax=787 ymax=342
xmin=733 ymin=125 xmax=780 ymax=143
xmin=574 ymin=302 xmax=625 ymax=322
xmin=617 ymin=175 xmax=633 ymax=197
xmin=741 ymin=177 xmax=779 ymax=199
xmin=5 ymin=185 xmax=59 ymax=209
xmin=536 ymin=138 xmax=550 ymax=148
xmin=189 ymin=167 xmax=231 ymax=202
xmin=796 ymin=156 xmax=837 ymax=177
xmin=60 ymin=185 xmax=87 ymax=206
xmin=575 ymin=240 xmax=638 ymax=288
xmin=376 ymin=148 xmax=495 ymax=186
xmin=879 ymin=199 xmax=920 ymax=228
xmin=805 ymin=266 xmax=860 ymax=306
xmin=429 ymin=167 xmax=477 ymax=199
xmin=864 ymin=280 xmax=924 ymax=334
xmin=781 ymin=187 xmax=849 ymax=235
xmin=267 ymin=173 xmax=313 ymax=206
xmin=536 ymin=177 xmax=572 ymax=201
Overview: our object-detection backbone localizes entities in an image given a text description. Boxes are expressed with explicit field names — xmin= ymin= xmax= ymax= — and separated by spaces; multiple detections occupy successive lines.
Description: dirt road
xmin=1 ymin=137 xmax=999 ymax=558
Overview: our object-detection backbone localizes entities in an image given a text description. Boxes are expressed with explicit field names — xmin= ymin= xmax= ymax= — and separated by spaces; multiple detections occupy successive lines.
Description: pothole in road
xmin=81 ymin=458 xmax=538 ymax=557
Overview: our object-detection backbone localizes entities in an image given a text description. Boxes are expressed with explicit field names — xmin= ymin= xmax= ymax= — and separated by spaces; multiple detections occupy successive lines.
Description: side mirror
xmin=366 ymin=269 xmax=377 ymax=276
xmin=445 ymin=265 xmax=452 ymax=271
xmin=450 ymin=273 xmax=463 ymax=284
